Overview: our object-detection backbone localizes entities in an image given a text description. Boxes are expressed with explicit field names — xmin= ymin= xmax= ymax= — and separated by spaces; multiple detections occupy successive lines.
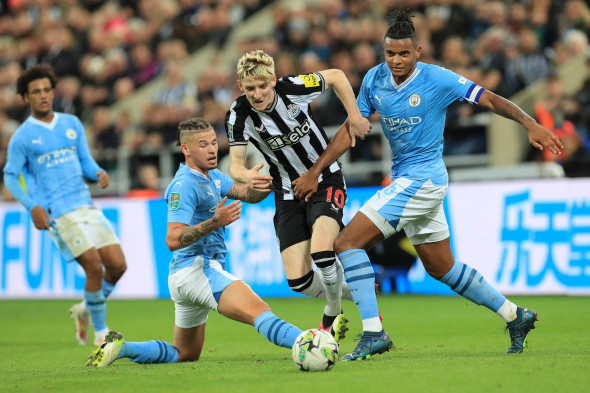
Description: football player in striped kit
xmin=225 ymin=50 xmax=371 ymax=336
xmin=292 ymin=10 xmax=563 ymax=360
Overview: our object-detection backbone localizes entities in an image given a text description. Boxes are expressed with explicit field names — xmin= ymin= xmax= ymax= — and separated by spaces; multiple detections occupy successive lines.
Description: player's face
xmin=182 ymin=129 xmax=218 ymax=174
xmin=383 ymin=37 xmax=421 ymax=84
xmin=25 ymin=78 xmax=54 ymax=119
xmin=238 ymin=76 xmax=277 ymax=111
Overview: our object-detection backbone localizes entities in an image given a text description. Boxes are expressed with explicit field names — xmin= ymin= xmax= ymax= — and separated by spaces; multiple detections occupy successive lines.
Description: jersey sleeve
xmin=225 ymin=100 xmax=249 ymax=146
xmin=3 ymin=132 xmax=38 ymax=210
xmin=357 ymin=72 xmax=377 ymax=117
xmin=75 ymin=117 xmax=104 ymax=180
xmin=430 ymin=66 xmax=485 ymax=108
xmin=212 ymin=170 xmax=235 ymax=197
xmin=166 ymin=180 xmax=198 ymax=225
xmin=279 ymin=72 xmax=325 ymax=105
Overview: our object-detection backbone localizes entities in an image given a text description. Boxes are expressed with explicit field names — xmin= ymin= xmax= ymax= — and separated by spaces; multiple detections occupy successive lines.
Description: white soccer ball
xmin=292 ymin=328 xmax=339 ymax=372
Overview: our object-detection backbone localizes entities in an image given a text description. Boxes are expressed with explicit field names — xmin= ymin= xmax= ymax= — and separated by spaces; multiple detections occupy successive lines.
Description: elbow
xmin=166 ymin=235 xmax=178 ymax=252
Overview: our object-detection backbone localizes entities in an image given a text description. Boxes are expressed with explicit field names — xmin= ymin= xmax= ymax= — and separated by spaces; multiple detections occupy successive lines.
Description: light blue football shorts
xmin=48 ymin=205 xmax=119 ymax=262
xmin=168 ymin=256 xmax=240 ymax=328
xmin=359 ymin=177 xmax=450 ymax=245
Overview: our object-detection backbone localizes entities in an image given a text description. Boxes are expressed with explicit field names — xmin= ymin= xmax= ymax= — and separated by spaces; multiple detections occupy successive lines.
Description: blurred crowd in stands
xmin=1 ymin=0 xmax=590 ymax=199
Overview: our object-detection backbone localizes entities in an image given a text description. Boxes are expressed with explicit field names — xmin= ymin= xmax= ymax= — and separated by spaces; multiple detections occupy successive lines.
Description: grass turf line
xmin=0 ymin=295 xmax=588 ymax=393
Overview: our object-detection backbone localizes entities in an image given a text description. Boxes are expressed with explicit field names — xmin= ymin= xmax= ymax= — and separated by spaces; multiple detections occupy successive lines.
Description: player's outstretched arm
xmin=478 ymin=90 xmax=564 ymax=154
xmin=166 ymin=197 xmax=242 ymax=251
xmin=319 ymin=69 xmax=371 ymax=147
xmin=292 ymin=121 xmax=353 ymax=201
xmin=228 ymin=145 xmax=273 ymax=191
xmin=226 ymin=176 xmax=272 ymax=204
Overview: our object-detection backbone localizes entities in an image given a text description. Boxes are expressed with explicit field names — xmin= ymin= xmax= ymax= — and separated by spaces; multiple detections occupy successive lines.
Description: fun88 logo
xmin=498 ymin=190 xmax=590 ymax=288
xmin=1 ymin=207 xmax=119 ymax=297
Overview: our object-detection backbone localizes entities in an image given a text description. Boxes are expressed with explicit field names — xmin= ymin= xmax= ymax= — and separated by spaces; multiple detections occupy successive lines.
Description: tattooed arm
xmin=226 ymin=182 xmax=271 ymax=204
xmin=166 ymin=196 xmax=243 ymax=251
xmin=478 ymin=90 xmax=563 ymax=154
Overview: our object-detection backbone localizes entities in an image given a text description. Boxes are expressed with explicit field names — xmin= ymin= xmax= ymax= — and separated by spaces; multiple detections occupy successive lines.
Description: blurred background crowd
xmin=1 ymin=0 xmax=590 ymax=199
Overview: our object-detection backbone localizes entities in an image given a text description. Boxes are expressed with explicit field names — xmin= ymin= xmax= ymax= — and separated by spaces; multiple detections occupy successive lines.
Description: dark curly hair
xmin=177 ymin=117 xmax=213 ymax=146
xmin=385 ymin=10 xmax=417 ymax=45
xmin=16 ymin=64 xmax=58 ymax=98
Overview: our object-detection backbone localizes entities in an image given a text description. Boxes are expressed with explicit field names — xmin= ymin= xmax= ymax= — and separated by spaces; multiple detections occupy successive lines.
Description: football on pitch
xmin=292 ymin=328 xmax=339 ymax=371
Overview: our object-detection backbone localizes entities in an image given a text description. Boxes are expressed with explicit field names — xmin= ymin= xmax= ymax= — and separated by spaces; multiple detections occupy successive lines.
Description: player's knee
xmin=177 ymin=350 xmax=200 ymax=362
xmin=107 ymin=260 xmax=127 ymax=281
xmin=81 ymin=259 xmax=104 ymax=280
xmin=333 ymin=235 xmax=350 ymax=256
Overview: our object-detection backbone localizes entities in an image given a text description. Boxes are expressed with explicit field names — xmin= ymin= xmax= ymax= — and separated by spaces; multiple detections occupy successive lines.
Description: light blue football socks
xmin=118 ymin=340 xmax=179 ymax=363
xmin=254 ymin=311 xmax=302 ymax=348
xmin=440 ymin=260 xmax=505 ymax=312
xmin=101 ymin=278 xmax=116 ymax=298
xmin=338 ymin=249 xmax=382 ymax=332
xmin=84 ymin=290 xmax=107 ymax=332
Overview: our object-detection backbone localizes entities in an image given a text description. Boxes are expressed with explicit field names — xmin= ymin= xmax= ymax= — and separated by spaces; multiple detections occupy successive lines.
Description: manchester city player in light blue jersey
xmin=3 ymin=65 xmax=127 ymax=346
xmin=293 ymin=10 xmax=564 ymax=360
xmin=87 ymin=118 xmax=318 ymax=367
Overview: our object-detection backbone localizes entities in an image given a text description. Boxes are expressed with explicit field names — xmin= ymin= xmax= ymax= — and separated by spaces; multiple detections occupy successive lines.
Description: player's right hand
xmin=30 ymin=205 xmax=51 ymax=230
xmin=292 ymin=171 xmax=319 ymax=202
xmin=214 ymin=196 xmax=242 ymax=226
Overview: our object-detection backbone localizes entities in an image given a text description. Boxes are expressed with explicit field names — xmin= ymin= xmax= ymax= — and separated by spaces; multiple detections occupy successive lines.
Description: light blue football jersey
xmin=3 ymin=113 xmax=103 ymax=218
xmin=165 ymin=164 xmax=234 ymax=274
xmin=357 ymin=62 xmax=484 ymax=185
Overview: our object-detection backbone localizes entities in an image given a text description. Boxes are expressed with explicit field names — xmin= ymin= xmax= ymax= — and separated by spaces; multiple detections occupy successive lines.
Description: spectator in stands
xmin=145 ymin=59 xmax=198 ymax=144
xmin=533 ymin=75 xmax=590 ymax=176
xmin=126 ymin=164 xmax=163 ymax=199
xmin=503 ymin=27 xmax=554 ymax=96
xmin=91 ymin=106 xmax=119 ymax=150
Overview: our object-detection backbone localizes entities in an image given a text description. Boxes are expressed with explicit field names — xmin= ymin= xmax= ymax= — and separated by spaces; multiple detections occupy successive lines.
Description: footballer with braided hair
xmin=292 ymin=9 xmax=563 ymax=360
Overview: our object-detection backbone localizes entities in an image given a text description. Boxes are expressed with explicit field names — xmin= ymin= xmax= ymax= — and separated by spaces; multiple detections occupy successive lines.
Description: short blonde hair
xmin=236 ymin=50 xmax=275 ymax=81
xmin=176 ymin=117 xmax=213 ymax=146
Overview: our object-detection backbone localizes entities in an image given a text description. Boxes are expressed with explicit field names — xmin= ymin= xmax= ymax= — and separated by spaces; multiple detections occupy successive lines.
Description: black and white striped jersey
xmin=225 ymin=72 xmax=342 ymax=201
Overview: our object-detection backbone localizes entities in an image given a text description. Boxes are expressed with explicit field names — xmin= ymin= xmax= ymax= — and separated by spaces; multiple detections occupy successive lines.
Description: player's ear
xmin=415 ymin=45 xmax=422 ymax=59
xmin=181 ymin=143 xmax=189 ymax=156
xmin=271 ymin=76 xmax=277 ymax=87
xmin=237 ymin=80 xmax=244 ymax=92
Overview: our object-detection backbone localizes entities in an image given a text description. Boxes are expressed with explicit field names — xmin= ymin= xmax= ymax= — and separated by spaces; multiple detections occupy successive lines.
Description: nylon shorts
xmin=359 ymin=177 xmax=450 ymax=245
xmin=274 ymin=171 xmax=346 ymax=252
xmin=49 ymin=205 xmax=119 ymax=262
xmin=168 ymin=256 xmax=240 ymax=329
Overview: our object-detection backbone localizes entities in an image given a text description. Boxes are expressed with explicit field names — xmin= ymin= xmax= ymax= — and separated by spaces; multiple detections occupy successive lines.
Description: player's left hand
xmin=527 ymin=124 xmax=564 ymax=154
xmin=97 ymin=171 xmax=109 ymax=188
xmin=292 ymin=171 xmax=319 ymax=202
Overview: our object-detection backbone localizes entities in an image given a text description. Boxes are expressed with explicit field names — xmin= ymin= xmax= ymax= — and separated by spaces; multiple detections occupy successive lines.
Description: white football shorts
xmin=49 ymin=205 xmax=119 ymax=262
xmin=359 ymin=177 xmax=450 ymax=245
xmin=168 ymin=256 xmax=240 ymax=329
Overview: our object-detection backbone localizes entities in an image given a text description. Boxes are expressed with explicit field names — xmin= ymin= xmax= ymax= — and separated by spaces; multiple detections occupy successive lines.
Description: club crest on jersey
xmin=66 ymin=129 xmax=77 ymax=139
xmin=287 ymin=103 xmax=301 ymax=118
xmin=409 ymin=94 xmax=421 ymax=107
xmin=214 ymin=179 xmax=221 ymax=188
xmin=170 ymin=192 xmax=181 ymax=210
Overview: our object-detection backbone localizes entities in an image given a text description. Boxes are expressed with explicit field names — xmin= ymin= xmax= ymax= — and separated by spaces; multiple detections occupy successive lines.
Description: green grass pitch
xmin=1 ymin=295 xmax=589 ymax=393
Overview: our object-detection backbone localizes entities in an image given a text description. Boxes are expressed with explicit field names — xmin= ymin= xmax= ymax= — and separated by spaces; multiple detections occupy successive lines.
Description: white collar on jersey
xmin=390 ymin=67 xmax=421 ymax=92
xmin=27 ymin=113 xmax=60 ymax=130
xmin=183 ymin=163 xmax=210 ymax=180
